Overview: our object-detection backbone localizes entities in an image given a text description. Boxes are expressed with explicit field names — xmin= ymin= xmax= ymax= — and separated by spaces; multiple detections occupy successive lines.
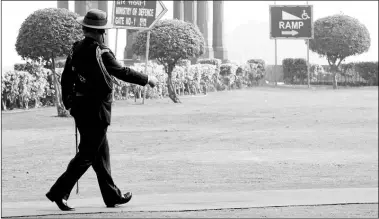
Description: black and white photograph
xmin=1 ymin=0 xmax=378 ymax=218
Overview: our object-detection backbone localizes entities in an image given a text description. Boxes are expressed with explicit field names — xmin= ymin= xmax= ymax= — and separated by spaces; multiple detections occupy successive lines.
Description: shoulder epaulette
xmin=98 ymin=44 xmax=116 ymax=58
xmin=95 ymin=46 xmax=120 ymax=89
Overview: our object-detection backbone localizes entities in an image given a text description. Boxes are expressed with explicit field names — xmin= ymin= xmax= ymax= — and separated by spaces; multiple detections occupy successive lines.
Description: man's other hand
xmin=147 ymin=76 xmax=158 ymax=88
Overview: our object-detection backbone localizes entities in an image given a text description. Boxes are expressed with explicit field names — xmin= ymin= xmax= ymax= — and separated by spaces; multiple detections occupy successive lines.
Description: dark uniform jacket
xmin=61 ymin=37 xmax=148 ymax=127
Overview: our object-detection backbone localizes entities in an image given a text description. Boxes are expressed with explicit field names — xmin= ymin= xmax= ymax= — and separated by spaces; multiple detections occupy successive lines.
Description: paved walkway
xmin=2 ymin=188 xmax=378 ymax=217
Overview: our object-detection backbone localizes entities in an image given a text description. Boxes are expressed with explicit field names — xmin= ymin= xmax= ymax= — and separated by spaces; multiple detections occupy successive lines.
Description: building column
xmin=86 ymin=1 xmax=98 ymax=11
xmin=124 ymin=30 xmax=135 ymax=60
xmin=98 ymin=0 xmax=109 ymax=46
xmin=123 ymin=30 xmax=140 ymax=65
xmin=184 ymin=1 xmax=197 ymax=24
xmin=184 ymin=1 xmax=197 ymax=63
xmin=213 ymin=1 xmax=228 ymax=61
xmin=75 ymin=1 xmax=86 ymax=16
xmin=57 ymin=1 xmax=69 ymax=9
xmin=173 ymin=1 xmax=184 ymax=20
xmin=197 ymin=1 xmax=213 ymax=59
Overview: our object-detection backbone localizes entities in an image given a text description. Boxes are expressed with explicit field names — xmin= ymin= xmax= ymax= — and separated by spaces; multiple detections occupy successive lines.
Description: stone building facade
xmin=57 ymin=1 xmax=228 ymax=63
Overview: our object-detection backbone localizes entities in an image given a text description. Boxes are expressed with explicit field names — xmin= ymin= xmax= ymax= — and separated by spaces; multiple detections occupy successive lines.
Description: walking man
xmin=46 ymin=9 xmax=158 ymax=211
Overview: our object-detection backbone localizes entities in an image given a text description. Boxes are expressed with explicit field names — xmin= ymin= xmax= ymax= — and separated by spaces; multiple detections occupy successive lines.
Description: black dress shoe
xmin=46 ymin=192 xmax=75 ymax=211
xmin=106 ymin=192 xmax=132 ymax=207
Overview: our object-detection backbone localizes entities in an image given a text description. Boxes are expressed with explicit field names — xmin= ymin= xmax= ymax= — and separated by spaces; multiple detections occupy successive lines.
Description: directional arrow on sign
xmin=152 ymin=0 xmax=168 ymax=29
xmin=281 ymin=30 xmax=298 ymax=36
xmin=112 ymin=0 xmax=168 ymax=30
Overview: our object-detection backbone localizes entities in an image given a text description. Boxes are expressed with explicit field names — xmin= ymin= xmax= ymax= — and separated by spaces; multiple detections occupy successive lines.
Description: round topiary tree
xmin=132 ymin=19 xmax=205 ymax=103
xmin=307 ymin=14 xmax=371 ymax=89
xmin=15 ymin=8 xmax=82 ymax=116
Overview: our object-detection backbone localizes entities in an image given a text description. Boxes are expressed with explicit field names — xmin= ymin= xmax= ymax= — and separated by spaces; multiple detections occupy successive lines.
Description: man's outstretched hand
xmin=147 ymin=76 xmax=158 ymax=88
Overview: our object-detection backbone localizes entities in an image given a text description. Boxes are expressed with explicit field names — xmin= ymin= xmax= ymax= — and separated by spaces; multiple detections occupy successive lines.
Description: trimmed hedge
xmin=2 ymin=69 xmax=53 ymax=110
xmin=247 ymin=59 xmax=265 ymax=66
xmin=353 ymin=62 xmax=378 ymax=86
xmin=4 ymin=58 xmax=377 ymax=111
xmin=219 ymin=63 xmax=238 ymax=77
xmin=14 ymin=62 xmax=43 ymax=73
xmin=177 ymin=59 xmax=191 ymax=67
xmin=246 ymin=59 xmax=266 ymax=82
xmin=284 ymin=60 xmax=377 ymax=86
xmin=282 ymin=58 xmax=308 ymax=84
xmin=197 ymin=58 xmax=222 ymax=68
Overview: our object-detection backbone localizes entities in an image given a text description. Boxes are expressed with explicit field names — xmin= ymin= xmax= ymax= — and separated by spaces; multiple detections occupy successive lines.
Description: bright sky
xmin=1 ymin=1 xmax=378 ymax=71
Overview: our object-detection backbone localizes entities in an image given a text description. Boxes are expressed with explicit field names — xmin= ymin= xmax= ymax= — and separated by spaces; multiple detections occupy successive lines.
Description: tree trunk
xmin=332 ymin=72 xmax=338 ymax=89
xmin=184 ymin=83 xmax=189 ymax=95
xmin=25 ymin=98 xmax=29 ymax=110
xmin=12 ymin=100 xmax=17 ymax=110
xmin=124 ymin=86 xmax=128 ymax=99
xmin=330 ymin=65 xmax=338 ymax=89
xmin=19 ymin=97 xmax=24 ymax=109
xmin=34 ymin=97 xmax=39 ymax=108
xmin=134 ymin=87 xmax=137 ymax=102
xmin=167 ymin=69 xmax=181 ymax=103
xmin=51 ymin=57 xmax=70 ymax=117
xmin=1 ymin=99 xmax=6 ymax=111
xmin=142 ymin=87 xmax=146 ymax=104
xmin=177 ymin=85 xmax=181 ymax=96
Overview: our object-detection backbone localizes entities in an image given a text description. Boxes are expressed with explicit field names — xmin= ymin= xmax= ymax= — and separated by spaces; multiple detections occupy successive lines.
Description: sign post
xmin=306 ymin=1 xmax=310 ymax=88
xmin=270 ymin=4 xmax=313 ymax=87
xmin=142 ymin=30 xmax=151 ymax=104
xmin=274 ymin=1 xmax=277 ymax=86
xmin=111 ymin=0 xmax=168 ymax=103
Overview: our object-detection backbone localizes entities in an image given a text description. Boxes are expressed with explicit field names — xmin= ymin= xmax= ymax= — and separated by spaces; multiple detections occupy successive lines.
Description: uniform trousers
xmin=47 ymin=121 xmax=124 ymax=206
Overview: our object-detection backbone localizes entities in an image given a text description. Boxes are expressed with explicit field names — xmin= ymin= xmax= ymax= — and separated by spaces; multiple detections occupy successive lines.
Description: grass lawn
xmin=1 ymin=86 xmax=378 ymax=203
